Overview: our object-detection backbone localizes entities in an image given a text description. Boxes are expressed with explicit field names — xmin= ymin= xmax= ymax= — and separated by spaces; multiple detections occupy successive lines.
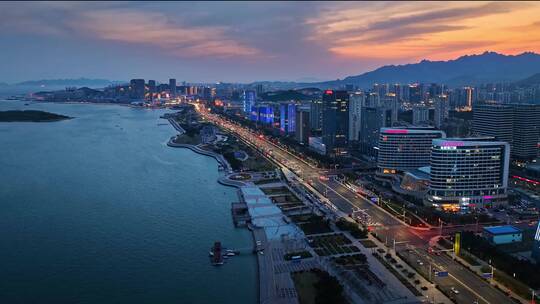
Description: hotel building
xmin=425 ymin=138 xmax=510 ymax=212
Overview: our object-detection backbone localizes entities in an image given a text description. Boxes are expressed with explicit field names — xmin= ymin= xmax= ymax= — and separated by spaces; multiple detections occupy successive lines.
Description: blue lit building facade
xmin=242 ymin=90 xmax=256 ymax=114
xmin=280 ymin=103 xmax=297 ymax=134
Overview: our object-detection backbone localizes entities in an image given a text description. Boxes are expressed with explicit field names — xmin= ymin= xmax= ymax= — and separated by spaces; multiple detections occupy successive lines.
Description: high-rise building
xmin=473 ymin=103 xmax=540 ymax=160
xmin=412 ymin=105 xmax=430 ymax=125
xmin=322 ymin=90 xmax=349 ymax=156
xmin=129 ymin=79 xmax=145 ymax=100
xmin=295 ymin=108 xmax=310 ymax=144
xmin=425 ymin=138 xmax=510 ymax=212
xmin=280 ymin=102 xmax=296 ymax=134
xmin=169 ymin=79 xmax=177 ymax=97
xmin=433 ymin=95 xmax=449 ymax=128
xmin=512 ymin=104 xmax=540 ymax=160
xmin=360 ymin=106 xmax=385 ymax=156
xmin=377 ymin=128 xmax=445 ymax=177
xmin=464 ymin=86 xmax=473 ymax=109
xmin=348 ymin=92 xmax=364 ymax=141
xmin=148 ymin=80 xmax=156 ymax=94
xmin=381 ymin=93 xmax=398 ymax=126
xmin=409 ymin=84 xmax=422 ymax=103
xmin=257 ymin=105 xmax=274 ymax=125
xmin=242 ymin=90 xmax=256 ymax=114
xmin=309 ymin=99 xmax=323 ymax=132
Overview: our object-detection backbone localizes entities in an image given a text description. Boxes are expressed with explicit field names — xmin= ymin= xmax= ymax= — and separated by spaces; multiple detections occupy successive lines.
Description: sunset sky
xmin=1 ymin=1 xmax=540 ymax=83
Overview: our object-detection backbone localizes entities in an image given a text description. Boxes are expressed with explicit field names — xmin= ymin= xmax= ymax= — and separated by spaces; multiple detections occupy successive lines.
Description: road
xmin=199 ymin=106 xmax=518 ymax=304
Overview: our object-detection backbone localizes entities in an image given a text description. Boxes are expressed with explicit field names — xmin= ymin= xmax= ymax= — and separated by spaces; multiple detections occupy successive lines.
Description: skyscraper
xmin=129 ymin=79 xmax=145 ymax=100
xmin=169 ymin=79 xmax=177 ymax=97
xmin=425 ymin=138 xmax=510 ymax=212
xmin=242 ymin=90 xmax=256 ymax=114
xmin=295 ymin=108 xmax=310 ymax=144
xmin=381 ymin=93 xmax=398 ymax=126
xmin=433 ymin=95 xmax=449 ymax=129
xmin=348 ymin=92 xmax=364 ymax=141
xmin=148 ymin=80 xmax=156 ymax=94
xmin=322 ymin=90 xmax=349 ymax=156
xmin=309 ymin=99 xmax=323 ymax=132
xmin=280 ymin=102 xmax=296 ymax=134
xmin=412 ymin=105 xmax=429 ymax=125
xmin=473 ymin=103 xmax=540 ymax=160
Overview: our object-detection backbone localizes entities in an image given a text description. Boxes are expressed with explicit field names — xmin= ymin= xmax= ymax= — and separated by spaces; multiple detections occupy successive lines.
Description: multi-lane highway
xmin=199 ymin=106 xmax=518 ymax=304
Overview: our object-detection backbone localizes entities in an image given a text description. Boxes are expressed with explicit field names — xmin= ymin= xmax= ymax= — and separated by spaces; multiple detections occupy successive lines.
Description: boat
xmin=210 ymin=241 xmax=224 ymax=266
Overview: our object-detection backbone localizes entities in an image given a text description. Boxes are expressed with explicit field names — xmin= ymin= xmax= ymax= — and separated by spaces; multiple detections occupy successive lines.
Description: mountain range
xmin=300 ymin=51 xmax=540 ymax=89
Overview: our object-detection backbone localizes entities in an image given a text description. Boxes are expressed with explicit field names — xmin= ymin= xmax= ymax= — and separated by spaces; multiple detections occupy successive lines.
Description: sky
xmin=1 ymin=1 xmax=540 ymax=84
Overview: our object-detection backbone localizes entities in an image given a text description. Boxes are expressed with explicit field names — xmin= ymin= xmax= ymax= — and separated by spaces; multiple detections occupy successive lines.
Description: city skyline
xmin=2 ymin=1 xmax=540 ymax=83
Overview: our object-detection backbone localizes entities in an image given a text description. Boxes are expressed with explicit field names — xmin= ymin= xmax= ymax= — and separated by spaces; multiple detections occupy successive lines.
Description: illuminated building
xmin=242 ymin=90 xmax=256 ymax=114
xmin=532 ymin=222 xmax=540 ymax=263
xmin=425 ymin=138 xmax=510 ymax=212
xmin=412 ymin=105 xmax=429 ymax=125
xmin=280 ymin=102 xmax=296 ymax=134
xmin=433 ymin=95 xmax=449 ymax=128
xmin=348 ymin=92 xmax=364 ymax=141
xmin=408 ymin=84 xmax=422 ymax=103
xmin=322 ymin=90 xmax=349 ymax=156
xmin=258 ymin=105 xmax=274 ymax=125
xmin=377 ymin=128 xmax=445 ymax=178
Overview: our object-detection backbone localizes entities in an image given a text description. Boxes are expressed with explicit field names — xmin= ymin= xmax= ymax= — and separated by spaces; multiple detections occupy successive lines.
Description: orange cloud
xmin=308 ymin=1 xmax=540 ymax=62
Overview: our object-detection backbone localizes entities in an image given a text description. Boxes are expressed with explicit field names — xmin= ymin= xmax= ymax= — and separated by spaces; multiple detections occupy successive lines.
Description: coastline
xmin=164 ymin=118 xmax=263 ymax=303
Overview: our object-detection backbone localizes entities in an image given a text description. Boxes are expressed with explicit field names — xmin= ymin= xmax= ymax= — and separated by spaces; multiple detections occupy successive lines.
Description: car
xmin=417 ymin=260 xmax=424 ymax=266
xmin=450 ymin=287 xmax=459 ymax=294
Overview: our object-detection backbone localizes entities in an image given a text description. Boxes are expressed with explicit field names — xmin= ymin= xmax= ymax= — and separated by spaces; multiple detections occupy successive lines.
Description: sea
xmin=0 ymin=100 xmax=257 ymax=303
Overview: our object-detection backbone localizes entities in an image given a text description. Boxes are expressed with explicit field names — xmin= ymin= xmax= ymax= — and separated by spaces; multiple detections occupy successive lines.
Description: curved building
xmin=425 ymin=138 xmax=510 ymax=212
xmin=377 ymin=128 xmax=445 ymax=178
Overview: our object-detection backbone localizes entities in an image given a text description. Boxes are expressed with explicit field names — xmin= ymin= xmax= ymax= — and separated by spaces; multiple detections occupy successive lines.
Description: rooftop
xmin=483 ymin=225 xmax=522 ymax=235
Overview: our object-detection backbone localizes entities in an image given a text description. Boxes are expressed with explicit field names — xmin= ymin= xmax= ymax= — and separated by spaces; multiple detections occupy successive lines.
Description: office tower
xmin=433 ymin=95 xmax=449 ymax=129
xmin=255 ymin=84 xmax=264 ymax=96
xmin=129 ymin=79 xmax=145 ymax=99
xmin=373 ymin=83 xmax=389 ymax=96
xmin=309 ymin=99 xmax=323 ymax=132
xmin=472 ymin=104 xmax=513 ymax=143
xmin=322 ymin=90 xmax=349 ymax=156
xmin=148 ymin=80 xmax=156 ymax=94
xmin=250 ymin=105 xmax=259 ymax=121
xmin=377 ymin=128 xmax=445 ymax=177
xmin=169 ymin=79 xmax=177 ymax=97
xmin=295 ymin=108 xmax=310 ymax=144
xmin=258 ymin=105 xmax=274 ymax=125
xmin=409 ymin=84 xmax=422 ymax=103
xmin=473 ymin=103 xmax=540 ymax=160
xmin=280 ymin=102 xmax=296 ymax=134
xmin=381 ymin=93 xmax=398 ymax=126
xmin=360 ymin=106 xmax=386 ymax=156
xmin=512 ymin=104 xmax=540 ymax=160
xmin=425 ymin=138 xmax=510 ymax=212
xmin=412 ymin=105 xmax=429 ymax=125
xmin=464 ymin=86 xmax=473 ymax=109
xmin=366 ymin=92 xmax=380 ymax=107
xmin=242 ymin=90 xmax=256 ymax=114
xmin=349 ymin=92 xmax=364 ymax=141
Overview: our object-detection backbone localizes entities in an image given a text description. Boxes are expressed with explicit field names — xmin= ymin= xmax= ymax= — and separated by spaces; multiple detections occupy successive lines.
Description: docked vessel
xmin=210 ymin=241 xmax=224 ymax=266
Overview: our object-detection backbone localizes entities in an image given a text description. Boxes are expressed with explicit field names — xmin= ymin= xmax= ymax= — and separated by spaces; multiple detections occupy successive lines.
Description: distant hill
xmin=14 ymin=78 xmax=121 ymax=88
xmin=304 ymin=51 xmax=540 ymax=89
xmin=260 ymin=90 xmax=312 ymax=101
xmin=514 ymin=72 xmax=540 ymax=87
